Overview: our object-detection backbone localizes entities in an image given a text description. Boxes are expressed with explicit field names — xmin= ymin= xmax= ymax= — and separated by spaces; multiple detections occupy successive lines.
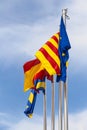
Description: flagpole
xmin=51 ymin=77 xmax=55 ymax=130
xmin=58 ymin=14 xmax=63 ymax=130
xmin=64 ymin=81 xmax=68 ymax=130
xmin=58 ymin=81 xmax=63 ymax=130
xmin=62 ymin=9 xmax=69 ymax=130
xmin=43 ymin=88 xmax=47 ymax=130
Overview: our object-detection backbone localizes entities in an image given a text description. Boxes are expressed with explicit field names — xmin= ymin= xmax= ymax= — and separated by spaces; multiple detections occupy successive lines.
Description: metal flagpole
xmin=62 ymin=9 xmax=69 ymax=130
xmin=58 ymin=9 xmax=69 ymax=130
xmin=43 ymin=88 xmax=47 ymax=130
xmin=51 ymin=77 xmax=55 ymax=130
xmin=64 ymin=82 xmax=68 ymax=130
xmin=58 ymin=81 xmax=63 ymax=130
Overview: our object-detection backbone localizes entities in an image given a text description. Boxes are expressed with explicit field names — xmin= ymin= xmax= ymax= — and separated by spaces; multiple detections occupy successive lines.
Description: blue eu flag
xmin=56 ymin=16 xmax=71 ymax=83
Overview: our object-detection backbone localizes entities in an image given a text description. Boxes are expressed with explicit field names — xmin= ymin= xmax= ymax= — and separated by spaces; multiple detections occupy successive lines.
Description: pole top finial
xmin=62 ymin=8 xmax=70 ymax=20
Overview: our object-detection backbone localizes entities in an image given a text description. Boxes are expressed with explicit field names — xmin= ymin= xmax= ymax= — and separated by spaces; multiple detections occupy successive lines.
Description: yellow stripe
xmin=42 ymin=44 xmax=60 ymax=68
xmin=48 ymin=33 xmax=60 ymax=48
xmin=48 ymin=38 xmax=58 ymax=49
xmin=24 ymin=63 xmax=42 ymax=92
xmin=35 ymin=51 xmax=56 ymax=75
xmin=28 ymin=114 xmax=33 ymax=118
xmin=36 ymin=82 xmax=46 ymax=90
xmin=28 ymin=92 xmax=34 ymax=104
xmin=34 ymin=64 xmax=44 ymax=76
xmin=66 ymin=61 xmax=68 ymax=67
xmin=54 ymin=33 xmax=59 ymax=40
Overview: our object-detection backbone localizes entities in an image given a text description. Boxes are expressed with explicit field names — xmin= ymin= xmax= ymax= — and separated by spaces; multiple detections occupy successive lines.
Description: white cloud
xmin=0 ymin=16 xmax=60 ymax=65
xmin=69 ymin=110 xmax=87 ymax=130
xmin=70 ymin=0 xmax=87 ymax=14
xmin=0 ymin=0 xmax=87 ymax=72
xmin=65 ymin=0 xmax=87 ymax=72
xmin=1 ymin=110 xmax=87 ymax=130
xmin=0 ymin=112 xmax=13 ymax=128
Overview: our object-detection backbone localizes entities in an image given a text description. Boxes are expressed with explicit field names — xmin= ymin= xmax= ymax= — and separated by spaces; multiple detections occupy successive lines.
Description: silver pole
xmin=43 ymin=90 xmax=47 ymax=130
xmin=62 ymin=9 xmax=69 ymax=130
xmin=51 ymin=77 xmax=55 ymax=130
xmin=58 ymin=81 xmax=63 ymax=130
xmin=64 ymin=82 xmax=68 ymax=130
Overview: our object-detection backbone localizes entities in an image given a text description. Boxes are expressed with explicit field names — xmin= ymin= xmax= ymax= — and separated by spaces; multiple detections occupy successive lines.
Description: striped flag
xmin=23 ymin=58 xmax=44 ymax=92
xmin=35 ymin=33 xmax=61 ymax=76
xmin=34 ymin=69 xmax=53 ymax=93
xmin=24 ymin=67 xmax=53 ymax=118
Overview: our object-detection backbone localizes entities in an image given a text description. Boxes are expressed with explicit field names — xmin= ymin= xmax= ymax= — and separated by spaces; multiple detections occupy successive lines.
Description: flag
xmin=24 ymin=74 xmax=46 ymax=118
xmin=34 ymin=69 xmax=53 ymax=93
xmin=35 ymin=33 xmax=61 ymax=76
xmin=24 ymin=89 xmax=37 ymax=118
xmin=56 ymin=16 xmax=71 ymax=82
xmin=23 ymin=58 xmax=44 ymax=92
xmin=24 ymin=68 xmax=53 ymax=118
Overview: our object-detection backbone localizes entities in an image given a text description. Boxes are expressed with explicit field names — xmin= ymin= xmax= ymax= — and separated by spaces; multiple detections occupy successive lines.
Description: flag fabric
xmin=56 ymin=16 xmax=71 ymax=82
xmin=24 ymin=74 xmax=46 ymax=118
xmin=34 ymin=69 xmax=53 ymax=93
xmin=23 ymin=58 xmax=44 ymax=92
xmin=24 ymin=64 xmax=53 ymax=118
xmin=24 ymin=69 xmax=53 ymax=118
xmin=23 ymin=16 xmax=71 ymax=118
xmin=24 ymin=89 xmax=37 ymax=118
xmin=35 ymin=33 xmax=61 ymax=76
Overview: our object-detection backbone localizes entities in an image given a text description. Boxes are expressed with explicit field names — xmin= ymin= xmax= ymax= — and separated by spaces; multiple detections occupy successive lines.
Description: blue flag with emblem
xmin=56 ymin=16 xmax=71 ymax=83
xmin=24 ymin=89 xmax=37 ymax=118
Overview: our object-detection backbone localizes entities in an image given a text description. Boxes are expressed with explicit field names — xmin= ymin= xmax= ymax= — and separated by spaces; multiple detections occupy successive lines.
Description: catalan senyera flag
xmin=56 ymin=16 xmax=71 ymax=82
xmin=23 ymin=58 xmax=44 ymax=92
xmin=35 ymin=33 xmax=61 ymax=76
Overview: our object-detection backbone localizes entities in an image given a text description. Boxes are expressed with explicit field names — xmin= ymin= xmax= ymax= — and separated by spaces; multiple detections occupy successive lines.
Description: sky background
xmin=0 ymin=0 xmax=87 ymax=130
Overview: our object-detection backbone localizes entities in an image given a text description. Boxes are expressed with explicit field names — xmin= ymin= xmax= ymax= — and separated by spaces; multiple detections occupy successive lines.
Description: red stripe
xmin=39 ymin=48 xmax=60 ymax=74
xmin=23 ymin=59 xmax=40 ymax=73
xmin=44 ymin=70 xmax=53 ymax=82
xmin=46 ymin=41 xmax=60 ymax=57
xmin=34 ymin=69 xmax=45 ymax=80
xmin=34 ymin=69 xmax=53 ymax=82
xmin=31 ymin=87 xmax=39 ymax=93
xmin=51 ymin=35 xmax=58 ymax=43
xmin=51 ymin=33 xmax=60 ymax=43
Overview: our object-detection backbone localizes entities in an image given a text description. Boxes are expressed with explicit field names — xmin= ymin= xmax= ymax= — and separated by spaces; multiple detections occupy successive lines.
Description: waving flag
xmin=24 ymin=68 xmax=53 ymax=118
xmin=35 ymin=33 xmax=61 ymax=75
xmin=24 ymin=89 xmax=37 ymax=118
xmin=23 ymin=59 xmax=44 ymax=92
xmin=56 ymin=16 xmax=71 ymax=82
xmin=34 ymin=69 xmax=53 ymax=93
xmin=24 ymin=73 xmax=46 ymax=118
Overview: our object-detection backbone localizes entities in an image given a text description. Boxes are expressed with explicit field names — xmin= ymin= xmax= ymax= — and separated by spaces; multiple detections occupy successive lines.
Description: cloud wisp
xmin=0 ymin=110 xmax=87 ymax=130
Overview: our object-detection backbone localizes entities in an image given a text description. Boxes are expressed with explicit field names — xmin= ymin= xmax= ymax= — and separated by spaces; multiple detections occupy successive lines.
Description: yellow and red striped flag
xmin=35 ymin=33 xmax=61 ymax=75
xmin=23 ymin=58 xmax=44 ymax=92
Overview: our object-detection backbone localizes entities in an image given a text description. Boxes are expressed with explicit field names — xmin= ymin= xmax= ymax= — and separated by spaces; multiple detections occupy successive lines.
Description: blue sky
xmin=0 ymin=0 xmax=87 ymax=130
